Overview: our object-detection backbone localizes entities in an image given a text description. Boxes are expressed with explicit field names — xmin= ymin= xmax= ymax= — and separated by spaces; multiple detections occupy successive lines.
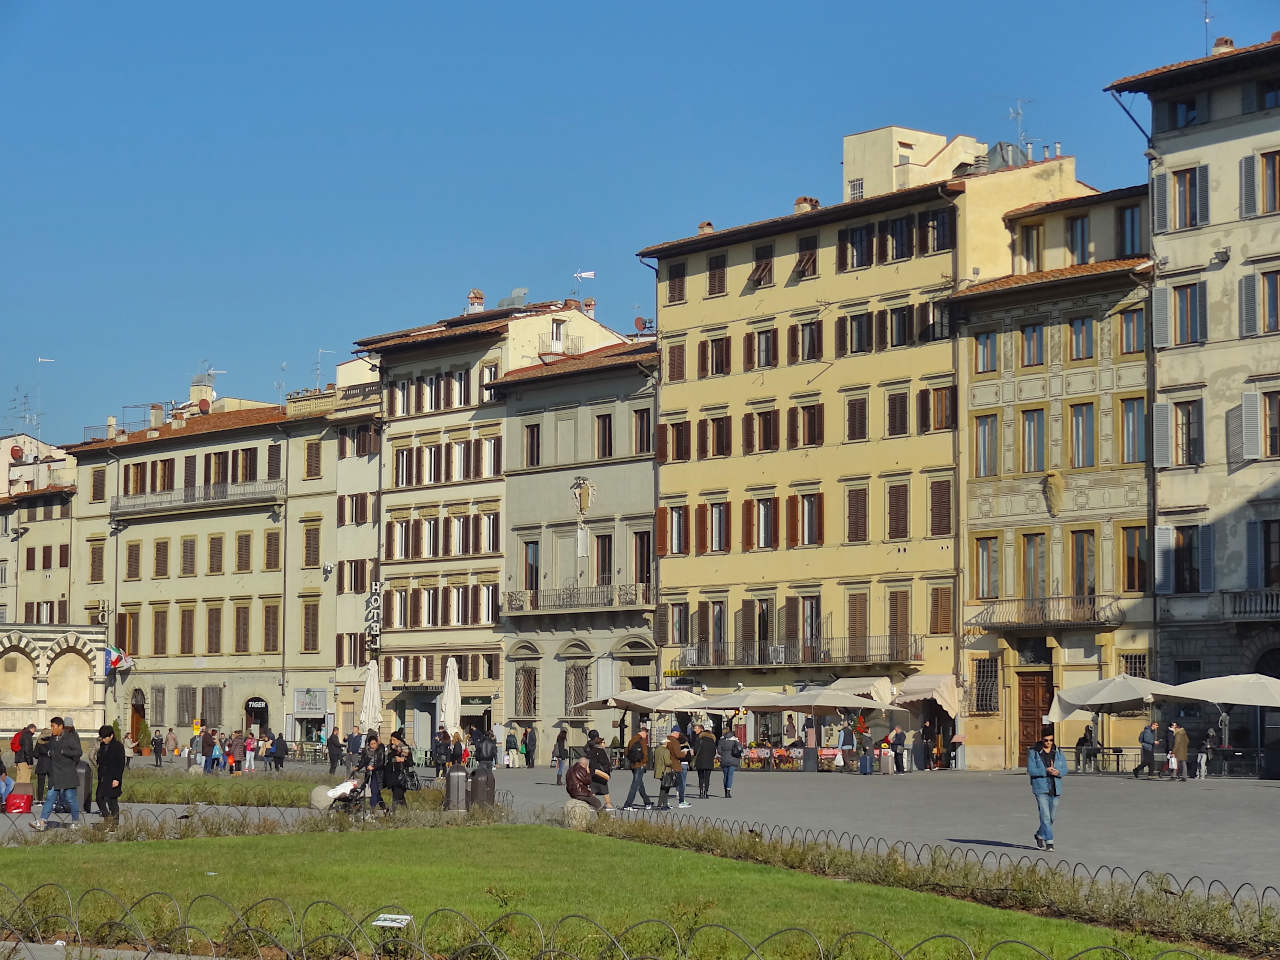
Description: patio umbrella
xmin=440 ymin=657 xmax=462 ymax=737
xmin=1047 ymin=673 xmax=1179 ymax=722
xmin=573 ymin=688 xmax=705 ymax=713
xmin=359 ymin=659 xmax=383 ymax=733
xmin=1170 ymin=673 xmax=1280 ymax=708
xmin=775 ymin=686 xmax=903 ymax=713
xmin=698 ymin=688 xmax=787 ymax=711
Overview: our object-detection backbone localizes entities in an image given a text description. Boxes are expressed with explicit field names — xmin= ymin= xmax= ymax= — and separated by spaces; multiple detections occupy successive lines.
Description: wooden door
xmin=1017 ymin=672 xmax=1053 ymax=763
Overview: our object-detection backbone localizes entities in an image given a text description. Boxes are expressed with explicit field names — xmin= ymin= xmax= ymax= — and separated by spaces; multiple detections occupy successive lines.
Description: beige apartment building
xmin=1108 ymin=35 xmax=1280 ymax=753
xmin=952 ymin=186 xmax=1154 ymax=769
xmin=69 ymin=376 xmax=340 ymax=742
xmin=639 ymin=127 xmax=1093 ymax=757
xmin=353 ymin=291 xmax=625 ymax=743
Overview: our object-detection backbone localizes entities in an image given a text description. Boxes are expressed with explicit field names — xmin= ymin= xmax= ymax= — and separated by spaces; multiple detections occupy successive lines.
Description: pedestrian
xmin=94 ymin=724 xmax=126 ymax=826
xmin=243 ymin=731 xmax=257 ymax=773
xmin=784 ymin=715 xmax=797 ymax=743
xmin=0 ymin=758 xmax=13 ymax=804
xmin=1027 ymin=728 xmax=1067 ymax=852
xmin=891 ymin=726 xmax=907 ymax=774
xmin=361 ymin=732 xmax=386 ymax=812
xmin=150 ymin=727 xmax=164 ymax=767
xmin=383 ymin=729 xmax=412 ymax=813
xmin=717 ymin=725 xmax=742 ymax=797
xmin=584 ymin=729 xmax=615 ymax=810
xmin=1133 ymin=721 xmax=1160 ymax=778
xmin=164 ymin=727 xmax=178 ymax=762
xmin=211 ymin=732 xmax=225 ymax=773
xmin=552 ymin=729 xmax=568 ymax=784
xmin=623 ymin=726 xmax=654 ymax=810
xmin=432 ymin=729 xmax=449 ymax=777
xmin=28 ymin=717 xmax=83 ymax=831
xmin=1074 ymin=724 xmax=1098 ymax=774
xmin=525 ymin=725 xmax=537 ymax=768
xmin=565 ymin=755 xmax=603 ymax=813
xmin=918 ymin=719 xmax=935 ymax=771
xmin=1169 ymin=721 xmax=1189 ymax=782
xmin=450 ymin=731 xmax=464 ymax=767
xmin=838 ymin=723 xmax=856 ymax=772
xmin=34 ymin=729 xmax=51 ymax=801
xmin=272 ymin=731 xmax=286 ymax=771
xmin=1197 ymin=725 xmax=1217 ymax=780
xmin=673 ymin=730 xmax=692 ymax=807
xmin=14 ymin=723 xmax=36 ymax=783
xmin=653 ymin=729 xmax=678 ymax=810
xmin=693 ymin=723 xmax=717 ymax=799
xmin=201 ymin=726 xmax=215 ymax=774
xmin=326 ymin=727 xmax=343 ymax=775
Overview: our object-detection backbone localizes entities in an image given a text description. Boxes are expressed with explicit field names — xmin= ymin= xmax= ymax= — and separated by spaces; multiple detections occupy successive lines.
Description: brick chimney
xmin=1212 ymin=36 xmax=1234 ymax=54
xmin=697 ymin=220 xmax=714 ymax=235
xmin=149 ymin=404 xmax=164 ymax=428
xmin=794 ymin=196 xmax=821 ymax=214
xmin=466 ymin=288 xmax=485 ymax=314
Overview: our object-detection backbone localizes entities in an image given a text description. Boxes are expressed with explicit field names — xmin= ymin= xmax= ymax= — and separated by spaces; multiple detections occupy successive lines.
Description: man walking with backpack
xmin=717 ymin=725 xmax=742 ymax=797
xmin=12 ymin=724 xmax=35 ymax=784
xmin=622 ymin=725 xmax=654 ymax=810
xmin=28 ymin=717 xmax=83 ymax=831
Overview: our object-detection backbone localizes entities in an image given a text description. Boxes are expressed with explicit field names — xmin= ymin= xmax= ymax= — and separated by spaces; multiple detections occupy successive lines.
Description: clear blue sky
xmin=3 ymin=1 xmax=1276 ymax=444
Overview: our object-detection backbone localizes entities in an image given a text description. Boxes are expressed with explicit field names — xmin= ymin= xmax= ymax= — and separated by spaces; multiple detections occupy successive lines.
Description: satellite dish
xmin=634 ymin=317 xmax=647 ymax=332
xmin=9 ymin=445 xmax=22 ymax=462
xmin=198 ymin=398 xmax=211 ymax=413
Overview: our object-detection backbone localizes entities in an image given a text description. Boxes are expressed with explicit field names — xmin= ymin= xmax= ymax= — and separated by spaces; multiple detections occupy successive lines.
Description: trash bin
xmin=470 ymin=763 xmax=496 ymax=807
xmin=878 ymin=748 xmax=892 ymax=775
xmin=445 ymin=765 xmax=469 ymax=811
xmin=77 ymin=761 xmax=93 ymax=814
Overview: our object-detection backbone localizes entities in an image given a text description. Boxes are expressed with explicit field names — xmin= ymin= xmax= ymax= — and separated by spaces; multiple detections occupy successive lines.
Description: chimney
xmin=106 ymin=415 xmax=116 ymax=436
xmin=466 ymin=288 xmax=485 ymax=314
xmin=189 ymin=375 xmax=215 ymax=408
xmin=1054 ymin=141 xmax=1062 ymax=157
xmin=697 ymin=220 xmax=714 ymax=235
xmin=1042 ymin=145 xmax=1050 ymax=161
xmin=149 ymin=404 xmax=164 ymax=428
xmin=563 ymin=298 xmax=581 ymax=311
xmin=583 ymin=297 xmax=596 ymax=319
xmin=1273 ymin=30 xmax=1280 ymax=41
xmin=1212 ymin=36 xmax=1234 ymax=55
xmin=793 ymin=196 xmax=820 ymax=214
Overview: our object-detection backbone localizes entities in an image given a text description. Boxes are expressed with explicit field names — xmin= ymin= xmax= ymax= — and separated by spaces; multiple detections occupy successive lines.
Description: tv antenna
xmin=273 ymin=362 xmax=288 ymax=405
xmin=1202 ymin=0 xmax=1213 ymax=55
xmin=8 ymin=389 xmax=41 ymax=440
xmin=1009 ymin=98 xmax=1036 ymax=158
xmin=314 ymin=348 xmax=335 ymax=390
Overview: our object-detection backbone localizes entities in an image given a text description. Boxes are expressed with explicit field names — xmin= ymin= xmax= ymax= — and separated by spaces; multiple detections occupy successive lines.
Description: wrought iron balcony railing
xmin=110 ymin=480 xmax=286 ymax=519
xmin=1226 ymin=589 xmax=1280 ymax=620
xmin=965 ymin=594 xmax=1125 ymax=632
xmin=504 ymin=582 xmax=654 ymax=614
xmin=674 ymin=634 xmax=925 ymax=669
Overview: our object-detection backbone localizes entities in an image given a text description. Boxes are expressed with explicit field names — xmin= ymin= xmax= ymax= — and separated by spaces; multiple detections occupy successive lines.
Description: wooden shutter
xmin=787 ymin=325 xmax=799 ymax=364
xmin=929 ymin=585 xmax=953 ymax=635
xmin=697 ymin=601 xmax=710 ymax=645
xmin=1240 ymin=274 xmax=1259 ymax=337
xmin=834 ymin=316 xmax=848 ymax=357
xmin=785 ymin=495 xmax=799 ymax=549
xmin=813 ymin=319 xmax=823 ymax=360
xmin=814 ymin=404 xmax=825 ymax=446
xmin=266 ymin=444 xmax=281 ymax=480
xmin=814 ymin=492 xmax=825 ymax=545
xmin=916 ymin=302 xmax=932 ymax=342
xmin=471 ymin=584 xmax=481 ymax=624
xmin=742 ymin=413 xmax=755 ymax=455
xmin=847 ymin=487 xmax=868 ymax=543
xmin=916 ymin=211 xmax=930 ymax=253
xmin=667 ymin=344 xmax=685 ymax=381
xmin=836 ymin=228 xmax=848 ymax=272
xmin=847 ymin=397 xmax=867 ymax=441
xmin=337 ymin=560 xmax=345 ymax=594
xmin=697 ymin=340 xmax=709 ymax=379
xmin=847 ymin=593 xmax=868 ymax=660
xmin=1151 ymin=286 xmax=1170 ymax=348
xmin=875 ymin=311 xmax=888 ymax=351
xmin=888 ymin=590 xmax=909 ymax=638
xmin=739 ymin=599 xmax=756 ymax=655
xmin=654 ymin=603 xmax=669 ymax=645
xmin=91 ymin=469 xmax=105 ymax=502
xmin=59 ymin=543 xmax=69 ymax=567
xmin=656 ymin=507 xmax=668 ymax=558
xmin=1196 ymin=165 xmax=1210 ymax=225
xmin=1151 ymin=172 xmax=1168 ymax=234
xmin=694 ymin=504 xmax=708 ymax=555
xmin=1151 ymin=401 xmax=1171 ymax=467
xmin=1199 ymin=522 xmax=1216 ymax=593
xmin=696 ymin=419 xmax=708 ymax=460
xmin=337 ymin=496 xmax=346 ymax=527
xmin=784 ymin=597 xmax=799 ymax=644
xmin=1154 ymin=524 xmax=1174 ymax=595
xmin=57 ymin=599 xmax=67 ymax=624
xmin=929 ymin=478 xmax=952 ymax=536
xmin=1196 ymin=281 xmax=1208 ymax=341
xmin=411 ymin=518 xmax=424 ymax=558
xmin=1241 ymin=155 xmax=1258 ymax=218
xmin=1242 ymin=392 xmax=1263 ymax=460
xmin=743 ymin=332 xmax=755 ymax=371
xmin=902 ymin=216 xmax=915 ymax=258
xmin=875 ymin=220 xmax=889 ymax=262
xmin=384 ymin=521 xmax=394 ymax=560
xmin=655 ymin=424 xmax=668 ymax=464
xmin=787 ymin=407 xmax=799 ymax=449
xmin=918 ymin=389 xmax=931 ymax=434
xmin=741 ymin=500 xmax=754 ymax=551
xmin=236 ymin=534 xmax=251 ymax=571
xmin=888 ymin=483 xmax=909 ymax=539
xmin=1247 ymin=521 xmax=1264 ymax=589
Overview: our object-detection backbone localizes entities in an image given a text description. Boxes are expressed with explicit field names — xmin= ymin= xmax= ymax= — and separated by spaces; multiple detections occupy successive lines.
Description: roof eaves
xmin=1105 ymin=37 xmax=1280 ymax=92
xmin=1003 ymin=184 xmax=1146 ymax=221
xmin=951 ymin=258 xmax=1151 ymax=302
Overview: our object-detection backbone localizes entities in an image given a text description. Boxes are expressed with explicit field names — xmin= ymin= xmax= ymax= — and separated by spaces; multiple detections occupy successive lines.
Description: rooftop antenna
xmin=273 ymin=362 xmax=288 ymax=405
xmin=571 ymin=269 xmax=595 ymax=297
xmin=8 ymin=389 xmax=41 ymax=440
xmin=1202 ymin=0 xmax=1213 ymax=55
xmin=1009 ymin=98 xmax=1037 ymax=160
xmin=314 ymin=348 xmax=335 ymax=390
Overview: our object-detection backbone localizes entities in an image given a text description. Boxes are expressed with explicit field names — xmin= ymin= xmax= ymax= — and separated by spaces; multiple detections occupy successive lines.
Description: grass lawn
xmin=0 ymin=825 xmax=1235 ymax=959
xmin=120 ymin=768 xmax=331 ymax=807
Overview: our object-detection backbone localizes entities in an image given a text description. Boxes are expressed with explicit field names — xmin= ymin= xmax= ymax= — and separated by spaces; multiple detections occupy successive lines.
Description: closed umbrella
xmin=1048 ymin=673 xmax=1179 ymax=722
xmin=359 ymin=660 xmax=383 ymax=733
xmin=440 ymin=657 xmax=462 ymax=737
xmin=1171 ymin=673 xmax=1280 ymax=708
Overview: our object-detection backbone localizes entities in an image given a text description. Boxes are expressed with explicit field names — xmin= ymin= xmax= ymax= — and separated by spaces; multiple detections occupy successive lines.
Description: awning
xmin=893 ymin=674 xmax=960 ymax=719
xmin=830 ymin=676 xmax=893 ymax=704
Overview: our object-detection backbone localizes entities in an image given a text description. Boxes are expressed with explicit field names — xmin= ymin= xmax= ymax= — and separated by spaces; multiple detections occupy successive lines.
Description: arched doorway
xmin=245 ymin=697 xmax=269 ymax=736
xmin=130 ymin=689 xmax=146 ymax=741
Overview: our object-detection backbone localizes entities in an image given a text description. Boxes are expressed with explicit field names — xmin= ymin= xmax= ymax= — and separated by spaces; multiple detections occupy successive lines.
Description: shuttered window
xmin=707 ymin=253 xmax=727 ymax=296
xmin=929 ymin=478 xmax=952 ymax=537
xmin=304 ymin=440 xmax=322 ymax=479
xmin=181 ymin=536 xmax=197 ymax=576
xmin=264 ymin=530 xmax=281 ymax=571
xmin=887 ymin=589 xmax=910 ymax=638
xmin=846 ymin=593 xmax=868 ymax=661
xmin=89 ymin=542 xmax=105 ymax=583
xmin=887 ymin=393 xmax=908 ymax=437
xmin=90 ymin=468 xmax=106 ymax=503
xmin=206 ymin=605 xmax=222 ymax=655
xmin=126 ymin=542 xmax=141 ymax=581
xmin=847 ymin=397 xmax=868 ymax=441
xmin=154 ymin=539 xmax=170 ymax=579
xmin=928 ymin=585 xmax=953 ymax=635
xmin=667 ymin=263 xmax=686 ymax=303
xmin=887 ymin=482 xmax=909 ymax=540
xmin=795 ymin=235 xmax=818 ymax=278
xmin=153 ymin=606 xmax=169 ymax=656
xmin=201 ymin=686 xmax=223 ymax=729
xmin=235 ymin=533 xmax=252 ymax=573
xmin=847 ymin=487 xmax=868 ymax=543
xmin=235 ymin=605 xmax=250 ymax=653
xmin=667 ymin=343 xmax=686 ymax=381
xmin=303 ymin=525 xmax=321 ymax=568
xmin=302 ymin=600 xmax=320 ymax=652
xmin=263 ymin=602 xmax=280 ymax=653
xmin=266 ymin=444 xmax=282 ymax=480
xmin=208 ymin=534 xmax=224 ymax=575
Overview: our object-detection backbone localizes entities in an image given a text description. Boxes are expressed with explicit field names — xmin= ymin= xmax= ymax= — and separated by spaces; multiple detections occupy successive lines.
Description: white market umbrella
xmin=775 ymin=686 xmax=903 ymax=714
xmin=699 ymin=688 xmax=788 ymax=711
xmin=572 ymin=688 xmax=704 ymax=714
xmin=1171 ymin=673 xmax=1280 ymax=708
xmin=1047 ymin=673 xmax=1179 ymax=722
xmin=359 ymin=660 xmax=383 ymax=733
xmin=440 ymin=657 xmax=462 ymax=737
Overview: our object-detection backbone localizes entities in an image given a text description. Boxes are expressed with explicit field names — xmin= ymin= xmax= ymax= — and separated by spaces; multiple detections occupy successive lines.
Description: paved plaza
xmin=492 ymin=765 xmax=1280 ymax=890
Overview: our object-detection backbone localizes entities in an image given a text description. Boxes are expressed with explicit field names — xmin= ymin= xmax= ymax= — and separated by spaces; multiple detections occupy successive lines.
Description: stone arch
xmin=1239 ymin=626 xmax=1280 ymax=675
xmin=508 ymin=639 xmax=541 ymax=661
xmin=0 ymin=645 xmax=37 ymax=707
xmin=611 ymin=634 xmax=657 ymax=659
xmin=44 ymin=632 xmax=98 ymax=676
xmin=555 ymin=638 xmax=593 ymax=660
xmin=45 ymin=647 xmax=93 ymax=711
xmin=1255 ymin=647 xmax=1280 ymax=679
xmin=1 ymin=633 xmax=40 ymax=663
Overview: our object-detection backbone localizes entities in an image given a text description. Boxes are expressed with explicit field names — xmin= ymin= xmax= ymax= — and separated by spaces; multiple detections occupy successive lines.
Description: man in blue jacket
xmin=1027 ymin=728 xmax=1067 ymax=852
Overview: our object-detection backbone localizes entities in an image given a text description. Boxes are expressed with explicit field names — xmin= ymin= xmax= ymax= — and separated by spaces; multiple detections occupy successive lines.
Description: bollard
xmin=470 ymin=763 xmax=496 ymax=807
xmin=445 ymin=765 xmax=469 ymax=811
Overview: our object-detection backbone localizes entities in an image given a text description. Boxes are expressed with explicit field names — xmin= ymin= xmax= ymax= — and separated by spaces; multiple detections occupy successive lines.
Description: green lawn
xmin=0 ymin=825 xmax=1236 ymax=959
xmin=120 ymin=767 xmax=328 ymax=807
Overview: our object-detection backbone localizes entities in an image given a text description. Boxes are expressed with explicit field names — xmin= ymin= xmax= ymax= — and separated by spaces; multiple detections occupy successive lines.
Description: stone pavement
xmin=492 ymin=765 xmax=1280 ymax=890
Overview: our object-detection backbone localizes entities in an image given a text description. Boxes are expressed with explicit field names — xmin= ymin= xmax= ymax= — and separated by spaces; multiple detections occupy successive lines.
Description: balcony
xmin=504 ymin=583 xmax=653 ymax=615
xmin=1227 ymin=589 xmax=1280 ymax=621
xmin=966 ymin=595 xmax=1125 ymax=633
xmin=675 ymin=634 xmax=925 ymax=670
xmin=111 ymin=480 xmax=286 ymax=520
xmin=537 ymin=333 xmax=584 ymax=355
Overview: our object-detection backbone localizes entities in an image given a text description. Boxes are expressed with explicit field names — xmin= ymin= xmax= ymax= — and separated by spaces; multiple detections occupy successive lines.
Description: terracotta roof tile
xmin=67 ymin=406 xmax=289 ymax=455
xmin=1107 ymin=36 xmax=1280 ymax=92
xmin=354 ymin=301 xmax=570 ymax=352
xmin=10 ymin=484 xmax=76 ymax=501
xmin=951 ymin=258 xmax=1151 ymax=300
xmin=487 ymin=340 xmax=657 ymax=389
xmin=1004 ymin=184 xmax=1146 ymax=221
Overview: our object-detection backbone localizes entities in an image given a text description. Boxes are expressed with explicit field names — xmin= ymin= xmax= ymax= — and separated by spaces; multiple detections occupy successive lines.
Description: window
xmin=1120 ymin=397 xmax=1146 ymax=464
xmin=263 ymin=529 xmax=281 ymax=571
xmin=303 ymin=525 xmax=320 ymax=568
xmin=1023 ymin=533 xmax=1047 ymax=598
xmin=234 ymin=605 xmax=250 ymax=653
xmin=633 ymin=530 xmax=652 ymax=584
xmin=1123 ymin=526 xmax=1148 ymax=592
xmin=706 ymin=253 xmax=727 ymax=296
xmin=666 ymin=263 xmax=686 ymax=303
xmin=524 ymin=423 xmax=541 ymax=467
xmin=847 ymin=313 xmax=872 ymax=355
xmin=522 ymin=540 xmax=540 ymax=591
xmin=928 ymin=478 xmax=952 ymax=537
xmin=1069 ymin=317 xmax=1094 ymax=360
xmin=846 ymin=487 xmax=868 ymax=543
xmin=514 ymin=666 xmax=538 ymax=717
xmin=921 ymin=209 xmax=954 ymax=254
xmin=927 ymin=386 xmax=955 ymax=431
xmin=302 ymin=599 xmax=320 ymax=651
xmin=1021 ymin=225 xmax=1042 ymax=273
xmin=711 ymin=415 xmax=732 ymax=456
xmin=1021 ymin=409 xmax=1045 ymax=472
xmin=1174 ymin=525 xmax=1201 ymax=593
xmin=1266 ymin=390 xmax=1280 ymax=457
xmin=800 ymin=492 xmax=822 ymax=546
xmin=1172 ymin=97 xmax=1198 ymax=128
xmin=1070 ymin=530 xmax=1096 ymax=597
xmin=928 ymin=585 xmax=953 ymax=635
xmin=1259 ymin=519 xmax=1280 ymax=588
xmin=1263 ymin=270 xmax=1280 ymax=333
xmin=125 ymin=542 xmax=141 ymax=581
xmin=480 ymin=362 xmax=499 ymax=388
xmin=887 ymin=482 xmax=909 ymax=540
xmin=975 ymin=415 xmax=999 ymax=477
xmin=887 ymin=393 xmax=909 ymax=437
xmin=1174 ymin=399 xmax=1204 ymax=465
xmin=206 ymin=605 xmax=222 ymax=655
xmin=1174 ymin=283 xmax=1204 ymax=344
xmin=709 ymin=503 xmax=729 ymax=552
xmin=750 ymin=244 xmax=773 ymax=287
xmin=975 ymin=331 xmax=997 ymax=373
xmin=838 ymin=225 xmax=874 ymax=270
xmin=1264 ymin=152 xmax=1280 ymax=215
xmin=1021 ymin=324 xmax=1044 ymax=366
xmin=848 ymin=178 xmax=864 ymax=200
xmin=153 ymin=539 xmax=170 ymax=579
xmin=888 ymin=216 xmax=912 ymax=260
xmin=666 ymin=343 xmax=686 ymax=381
xmin=1121 ymin=308 xmax=1145 ymax=354
xmin=752 ymin=409 xmax=780 ymax=451
xmin=799 ymin=405 xmax=822 ymax=447
xmin=1066 ymin=215 xmax=1090 ymax=265
xmin=669 ymin=505 xmax=689 ymax=555
xmin=90 ymin=468 xmax=106 ymax=502
xmin=890 ymin=307 xmax=912 ymax=347
xmin=208 ymin=534 xmax=224 ymax=575
xmin=152 ymin=606 xmax=168 ymax=656
xmin=975 ymin=537 xmax=999 ymax=599
xmin=801 ymin=596 xmax=822 ymax=646
xmin=846 ymin=396 xmax=867 ymax=442
xmin=1173 ymin=168 xmax=1202 ymax=228
xmin=671 ymin=421 xmax=691 ymax=461
xmin=668 ymin=601 xmax=689 ymax=646
xmin=88 ymin=542 xmax=104 ymax=583
xmin=235 ymin=532 xmax=252 ymax=573
xmin=1070 ymin=403 xmax=1096 ymax=468
xmin=799 ymin=320 xmax=821 ymax=360
xmin=304 ymin=440 xmax=322 ymax=479
xmin=796 ymin=235 xmax=817 ymax=279
xmin=595 ymin=414 xmax=613 ymax=459
xmin=708 ymin=337 xmax=730 ymax=375
xmin=754 ymin=328 xmax=778 ymax=368
xmin=1117 ymin=204 xmax=1142 ymax=256
xmin=633 ymin=409 xmax=652 ymax=454
xmin=595 ymin=535 xmax=613 ymax=585
xmin=263 ymin=601 xmax=280 ymax=653
xmin=971 ymin=656 xmax=1000 ymax=713
xmin=755 ymin=497 xmax=778 ymax=549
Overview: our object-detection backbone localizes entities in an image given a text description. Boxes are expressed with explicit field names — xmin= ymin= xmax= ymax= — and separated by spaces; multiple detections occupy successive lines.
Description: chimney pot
xmin=793 ymin=196 xmax=821 ymax=214
xmin=583 ymin=297 xmax=596 ymax=319
xmin=466 ymin=288 xmax=485 ymax=313
xmin=1054 ymin=141 xmax=1062 ymax=157
xmin=1042 ymin=145 xmax=1050 ymax=161
xmin=1272 ymin=30 xmax=1280 ymax=41
xmin=563 ymin=298 xmax=580 ymax=311
xmin=1212 ymin=36 xmax=1234 ymax=54
xmin=697 ymin=220 xmax=714 ymax=235
xmin=149 ymin=404 xmax=164 ymax=428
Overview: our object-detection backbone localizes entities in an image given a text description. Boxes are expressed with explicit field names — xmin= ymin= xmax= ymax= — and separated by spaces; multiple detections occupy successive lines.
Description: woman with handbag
xmin=654 ymin=730 xmax=681 ymax=810
xmin=552 ymin=729 xmax=568 ymax=785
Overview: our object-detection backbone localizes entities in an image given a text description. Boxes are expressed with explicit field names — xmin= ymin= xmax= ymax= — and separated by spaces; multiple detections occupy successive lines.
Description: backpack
xmin=10 ymin=731 xmax=22 ymax=755
xmin=730 ymin=741 xmax=743 ymax=759
xmin=626 ymin=740 xmax=644 ymax=764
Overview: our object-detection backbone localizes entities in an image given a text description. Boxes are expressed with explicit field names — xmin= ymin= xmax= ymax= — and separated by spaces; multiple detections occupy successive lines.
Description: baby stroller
xmin=326 ymin=771 xmax=369 ymax=816
xmin=404 ymin=765 xmax=424 ymax=792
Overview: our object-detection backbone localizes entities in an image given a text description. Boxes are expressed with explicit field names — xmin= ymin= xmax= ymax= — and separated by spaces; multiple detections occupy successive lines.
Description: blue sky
xmin=3 ymin=1 xmax=1276 ymax=444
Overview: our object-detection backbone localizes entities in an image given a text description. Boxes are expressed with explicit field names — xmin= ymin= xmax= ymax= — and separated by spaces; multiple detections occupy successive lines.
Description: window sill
xmin=844 ymin=438 xmax=870 ymax=445
xmin=703 ymin=293 xmax=728 ymax=301
xmin=793 ymin=274 xmax=819 ymax=282
xmin=666 ymin=299 xmax=688 ymax=307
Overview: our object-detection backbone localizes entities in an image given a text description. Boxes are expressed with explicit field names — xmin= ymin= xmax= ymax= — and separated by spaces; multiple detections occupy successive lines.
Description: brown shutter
xmin=383 ymin=657 xmax=392 ymax=682
xmin=876 ymin=221 xmax=890 ymax=262
xmin=916 ymin=302 xmax=932 ymax=342
xmin=786 ymin=407 xmax=799 ymax=449
xmin=743 ymin=333 xmax=755 ymax=371
xmin=815 ymin=404 xmax=825 ymax=446
xmin=742 ymin=413 xmax=755 ymax=455
xmin=945 ymin=386 xmax=957 ymax=429
xmin=472 ymin=439 xmax=482 ymax=478
xmin=918 ymin=389 xmax=931 ymax=435
xmin=443 ymin=376 xmax=453 ymax=408
xmin=784 ymin=596 xmax=800 ymax=643
xmin=695 ymin=504 xmax=708 ymax=555
xmin=412 ymin=518 xmax=424 ymax=558
xmin=847 ymin=593 xmax=868 ymax=660
xmin=814 ymin=493 xmax=825 ymax=545
xmin=787 ymin=325 xmax=800 ymax=364
xmin=440 ymin=588 xmax=450 ymax=625
xmin=336 ymin=634 xmax=345 ymax=668
xmin=337 ymin=496 xmax=346 ymax=527
xmin=57 ymin=599 xmax=68 ymax=624
xmin=414 ymin=446 xmax=424 ymax=484
xmin=835 ymin=316 xmax=848 ymax=357
xmin=889 ymin=484 xmax=909 ymax=539
xmin=847 ymin=397 xmax=867 ymax=441
xmin=740 ymin=599 xmax=756 ymax=654
xmin=917 ymin=211 xmax=930 ymax=253
xmin=741 ymin=499 xmax=754 ymax=550
xmin=771 ymin=497 xmax=780 ymax=547
xmin=59 ymin=543 xmax=69 ymax=567
xmin=697 ymin=420 xmax=708 ymax=460
xmin=384 ymin=521 xmax=394 ymax=560
xmin=723 ymin=501 xmax=732 ymax=549
xmin=656 ymin=507 xmax=669 ymax=557
xmin=875 ymin=311 xmax=888 ymax=351
xmin=836 ymin=228 xmax=848 ymax=272
xmin=697 ymin=340 xmax=709 ymax=379
xmin=150 ymin=460 xmax=158 ymax=493
xmin=414 ymin=376 xmax=425 ymax=414
xmin=786 ymin=495 xmax=799 ymax=549
xmin=654 ymin=603 xmax=669 ymax=645
xmin=337 ymin=561 xmax=347 ymax=594
xmin=930 ymin=585 xmax=953 ymax=635
xmin=410 ymin=589 xmax=422 ymax=628
xmin=441 ymin=518 xmax=452 ymax=557
xmin=848 ymin=487 xmax=868 ymax=543
xmin=24 ymin=602 xmax=34 ymax=623
xmin=667 ymin=343 xmax=686 ymax=381
xmin=697 ymin=601 xmax=710 ymax=645
xmin=813 ymin=319 xmax=824 ymax=360
xmin=930 ymin=478 xmax=953 ymax=537
xmin=471 ymin=585 xmax=481 ymax=624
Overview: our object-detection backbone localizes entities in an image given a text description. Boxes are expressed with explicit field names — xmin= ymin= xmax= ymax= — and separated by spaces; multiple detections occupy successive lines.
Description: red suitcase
xmin=5 ymin=793 xmax=32 ymax=814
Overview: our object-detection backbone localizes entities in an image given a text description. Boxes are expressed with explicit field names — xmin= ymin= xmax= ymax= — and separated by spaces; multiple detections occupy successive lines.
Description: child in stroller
xmin=326 ymin=769 xmax=369 ymax=816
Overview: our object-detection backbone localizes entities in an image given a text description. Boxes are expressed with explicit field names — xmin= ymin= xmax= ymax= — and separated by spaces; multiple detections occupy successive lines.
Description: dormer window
xmin=1066 ymin=215 xmax=1090 ymax=265
xmin=1263 ymin=79 xmax=1280 ymax=110
xmin=1173 ymin=97 xmax=1198 ymax=128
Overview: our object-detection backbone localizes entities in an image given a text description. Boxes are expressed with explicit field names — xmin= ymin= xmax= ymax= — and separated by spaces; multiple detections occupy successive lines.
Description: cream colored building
xmin=953 ymin=186 xmax=1154 ymax=769
xmin=1109 ymin=35 xmax=1280 ymax=753
xmin=353 ymin=291 xmax=625 ymax=743
xmin=639 ymin=128 xmax=1093 ymax=755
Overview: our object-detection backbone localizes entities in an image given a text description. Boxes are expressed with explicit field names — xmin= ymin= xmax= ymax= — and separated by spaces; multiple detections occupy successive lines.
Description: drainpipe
xmin=276 ymin=424 xmax=291 ymax=720
xmin=107 ymin=450 xmax=123 ymax=701
xmin=637 ymin=256 xmax=661 ymax=692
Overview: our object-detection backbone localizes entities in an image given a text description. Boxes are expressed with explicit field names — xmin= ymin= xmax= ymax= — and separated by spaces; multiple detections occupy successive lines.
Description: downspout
xmin=637 ymin=256 xmax=661 ymax=692
xmin=276 ymin=424 xmax=290 ymax=714
xmin=107 ymin=450 xmax=123 ymax=701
